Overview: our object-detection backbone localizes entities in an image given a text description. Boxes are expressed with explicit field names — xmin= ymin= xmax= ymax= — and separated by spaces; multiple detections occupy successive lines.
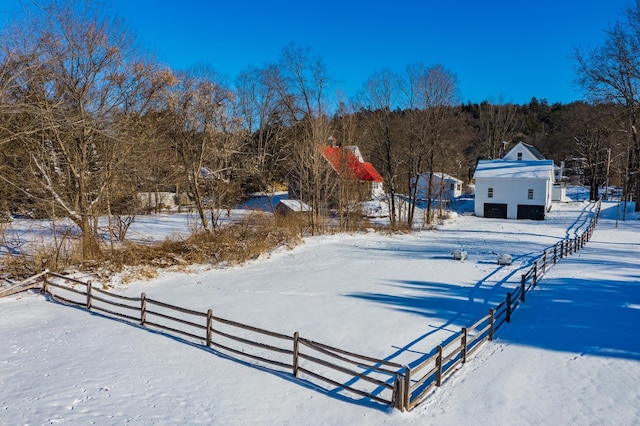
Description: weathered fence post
xmin=435 ymin=345 xmax=443 ymax=386
xmin=553 ymin=244 xmax=557 ymax=264
xmin=140 ymin=292 xmax=147 ymax=326
xmin=42 ymin=272 xmax=49 ymax=294
xmin=206 ymin=309 xmax=213 ymax=347
xmin=560 ymin=240 xmax=565 ymax=259
xmin=506 ymin=292 xmax=512 ymax=323
xmin=293 ymin=331 xmax=300 ymax=378
xmin=520 ymin=275 xmax=526 ymax=302
xmin=533 ymin=263 xmax=538 ymax=287
xmin=403 ymin=366 xmax=411 ymax=411
xmin=542 ymin=251 xmax=547 ymax=275
xmin=461 ymin=327 xmax=467 ymax=363
xmin=86 ymin=281 xmax=92 ymax=310
xmin=488 ymin=308 xmax=495 ymax=341
xmin=393 ymin=374 xmax=405 ymax=411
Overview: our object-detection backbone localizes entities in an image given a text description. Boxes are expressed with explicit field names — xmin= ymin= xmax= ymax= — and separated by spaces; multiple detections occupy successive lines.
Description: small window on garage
xmin=528 ymin=188 xmax=534 ymax=199
xmin=517 ymin=152 xmax=523 ymax=160
xmin=488 ymin=187 xmax=494 ymax=198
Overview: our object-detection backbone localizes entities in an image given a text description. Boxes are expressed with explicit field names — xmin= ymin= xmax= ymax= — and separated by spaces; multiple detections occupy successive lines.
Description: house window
xmin=488 ymin=187 xmax=494 ymax=198
xmin=517 ymin=152 xmax=523 ymax=160
xmin=528 ymin=189 xmax=534 ymax=199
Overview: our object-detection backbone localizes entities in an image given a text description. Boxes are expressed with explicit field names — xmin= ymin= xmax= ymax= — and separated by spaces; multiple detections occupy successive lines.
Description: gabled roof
xmin=319 ymin=145 xmax=384 ymax=183
xmin=504 ymin=142 xmax=546 ymax=160
xmin=473 ymin=160 xmax=555 ymax=180
xmin=416 ymin=172 xmax=463 ymax=183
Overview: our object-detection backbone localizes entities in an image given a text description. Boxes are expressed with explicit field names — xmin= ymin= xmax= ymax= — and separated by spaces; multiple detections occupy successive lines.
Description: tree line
xmin=0 ymin=0 xmax=638 ymax=260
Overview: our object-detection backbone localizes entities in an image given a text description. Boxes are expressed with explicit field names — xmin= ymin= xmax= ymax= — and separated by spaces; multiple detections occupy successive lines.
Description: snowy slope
xmin=1 ymin=200 xmax=639 ymax=424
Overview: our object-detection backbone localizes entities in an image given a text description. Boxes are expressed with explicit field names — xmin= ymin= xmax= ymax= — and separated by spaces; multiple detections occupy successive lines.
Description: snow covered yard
xmin=1 ymin=200 xmax=639 ymax=424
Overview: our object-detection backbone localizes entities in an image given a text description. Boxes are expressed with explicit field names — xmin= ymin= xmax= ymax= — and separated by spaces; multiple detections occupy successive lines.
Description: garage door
xmin=484 ymin=203 xmax=508 ymax=218
xmin=517 ymin=204 xmax=545 ymax=220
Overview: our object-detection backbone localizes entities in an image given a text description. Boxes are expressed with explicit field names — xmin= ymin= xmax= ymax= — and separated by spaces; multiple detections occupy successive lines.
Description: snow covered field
xmin=1 ymin=198 xmax=639 ymax=424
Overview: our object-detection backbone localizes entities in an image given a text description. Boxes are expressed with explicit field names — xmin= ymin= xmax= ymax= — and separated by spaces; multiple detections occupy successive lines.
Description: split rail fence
xmin=35 ymin=200 xmax=601 ymax=412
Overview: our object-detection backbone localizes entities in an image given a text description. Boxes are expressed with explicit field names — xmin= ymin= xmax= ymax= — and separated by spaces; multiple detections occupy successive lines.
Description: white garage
xmin=473 ymin=159 xmax=555 ymax=220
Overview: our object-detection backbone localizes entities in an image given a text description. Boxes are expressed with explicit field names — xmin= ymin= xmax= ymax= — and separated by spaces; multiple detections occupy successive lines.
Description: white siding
xmin=411 ymin=173 xmax=462 ymax=201
xmin=502 ymin=142 xmax=545 ymax=161
xmin=473 ymin=159 xmax=555 ymax=219
xmin=475 ymin=178 xmax=549 ymax=218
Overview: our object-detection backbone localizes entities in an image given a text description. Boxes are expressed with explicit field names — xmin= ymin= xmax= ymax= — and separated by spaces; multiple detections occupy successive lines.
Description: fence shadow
xmin=42 ymin=291 xmax=393 ymax=412
xmin=496 ymin=274 xmax=640 ymax=361
xmin=33 ymin=200 xmax=605 ymax=412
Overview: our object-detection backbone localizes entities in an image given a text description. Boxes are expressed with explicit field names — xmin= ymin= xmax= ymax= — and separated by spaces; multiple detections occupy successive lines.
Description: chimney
xmin=499 ymin=141 xmax=509 ymax=159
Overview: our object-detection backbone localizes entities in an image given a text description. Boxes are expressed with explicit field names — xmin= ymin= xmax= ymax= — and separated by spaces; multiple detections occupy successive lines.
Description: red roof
xmin=319 ymin=145 xmax=384 ymax=183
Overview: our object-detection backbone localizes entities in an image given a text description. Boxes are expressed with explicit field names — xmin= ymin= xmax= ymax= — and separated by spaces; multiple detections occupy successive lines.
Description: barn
xmin=473 ymin=159 xmax=555 ymax=220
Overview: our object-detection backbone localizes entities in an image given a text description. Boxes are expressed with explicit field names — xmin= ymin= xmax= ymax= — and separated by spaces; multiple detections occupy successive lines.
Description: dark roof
xmin=508 ymin=142 xmax=546 ymax=160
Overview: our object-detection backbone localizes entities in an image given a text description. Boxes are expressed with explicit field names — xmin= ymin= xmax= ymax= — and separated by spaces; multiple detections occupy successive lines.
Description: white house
xmin=411 ymin=172 xmax=463 ymax=201
xmin=502 ymin=141 xmax=546 ymax=161
xmin=503 ymin=141 xmax=568 ymax=202
xmin=473 ymin=159 xmax=555 ymax=220
xmin=137 ymin=192 xmax=177 ymax=211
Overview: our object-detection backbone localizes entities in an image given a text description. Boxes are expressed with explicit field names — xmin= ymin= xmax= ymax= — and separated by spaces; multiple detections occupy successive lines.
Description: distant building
xmin=503 ymin=141 xmax=568 ymax=202
xmin=288 ymin=141 xmax=384 ymax=207
xmin=473 ymin=159 xmax=555 ymax=220
xmin=275 ymin=199 xmax=312 ymax=216
xmin=410 ymin=172 xmax=463 ymax=201
xmin=502 ymin=141 xmax=546 ymax=161
xmin=137 ymin=192 xmax=177 ymax=212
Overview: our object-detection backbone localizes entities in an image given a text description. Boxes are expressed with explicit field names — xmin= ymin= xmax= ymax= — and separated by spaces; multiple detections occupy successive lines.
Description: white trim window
xmin=528 ymin=189 xmax=534 ymax=199
xmin=488 ymin=187 xmax=494 ymax=198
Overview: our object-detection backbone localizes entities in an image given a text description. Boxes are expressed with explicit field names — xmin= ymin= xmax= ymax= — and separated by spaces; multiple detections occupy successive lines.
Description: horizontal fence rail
xmin=38 ymin=199 xmax=601 ymax=412
xmin=42 ymin=273 xmax=406 ymax=410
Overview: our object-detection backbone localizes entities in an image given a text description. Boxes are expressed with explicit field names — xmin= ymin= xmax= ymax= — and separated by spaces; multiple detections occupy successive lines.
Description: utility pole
xmin=604 ymin=148 xmax=611 ymax=200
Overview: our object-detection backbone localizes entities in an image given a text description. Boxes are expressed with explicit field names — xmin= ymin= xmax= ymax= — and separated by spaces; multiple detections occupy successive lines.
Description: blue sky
xmin=0 ymin=0 xmax=633 ymax=105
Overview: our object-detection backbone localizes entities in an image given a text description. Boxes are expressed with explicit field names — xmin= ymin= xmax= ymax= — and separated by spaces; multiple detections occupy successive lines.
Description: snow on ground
xmin=1 ymin=197 xmax=639 ymax=424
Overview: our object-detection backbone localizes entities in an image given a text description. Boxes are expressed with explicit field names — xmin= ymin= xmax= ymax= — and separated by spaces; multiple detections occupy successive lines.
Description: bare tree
xmin=165 ymin=67 xmax=236 ymax=233
xmin=272 ymin=44 xmax=335 ymax=233
xmin=356 ymin=69 xmax=403 ymax=226
xmin=0 ymin=0 xmax=171 ymax=258
xmin=477 ymin=100 xmax=522 ymax=159
xmin=575 ymin=1 xmax=640 ymax=210
xmin=399 ymin=63 xmax=459 ymax=225
xmin=570 ymin=104 xmax=616 ymax=200
xmin=235 ymin=64 xmax=290 ymax=196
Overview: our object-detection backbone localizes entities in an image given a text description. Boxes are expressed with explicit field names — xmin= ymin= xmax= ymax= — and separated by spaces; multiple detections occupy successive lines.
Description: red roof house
xmin=287 ymin=142 xmax=384 ymax=208
xmin=319 ymin=145 xmax=384 ymax=183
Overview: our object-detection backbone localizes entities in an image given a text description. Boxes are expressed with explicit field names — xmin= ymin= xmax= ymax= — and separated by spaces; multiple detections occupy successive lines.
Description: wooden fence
xmin=36 ymin=200 xmax=601 ymax=412
xmin=403 ymin=199 xmax=602 ymax=410
xmin=42 ymin=272 xmax=407 ymax=410
xmin=0 ymin=270 xmax=50 ymax=298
